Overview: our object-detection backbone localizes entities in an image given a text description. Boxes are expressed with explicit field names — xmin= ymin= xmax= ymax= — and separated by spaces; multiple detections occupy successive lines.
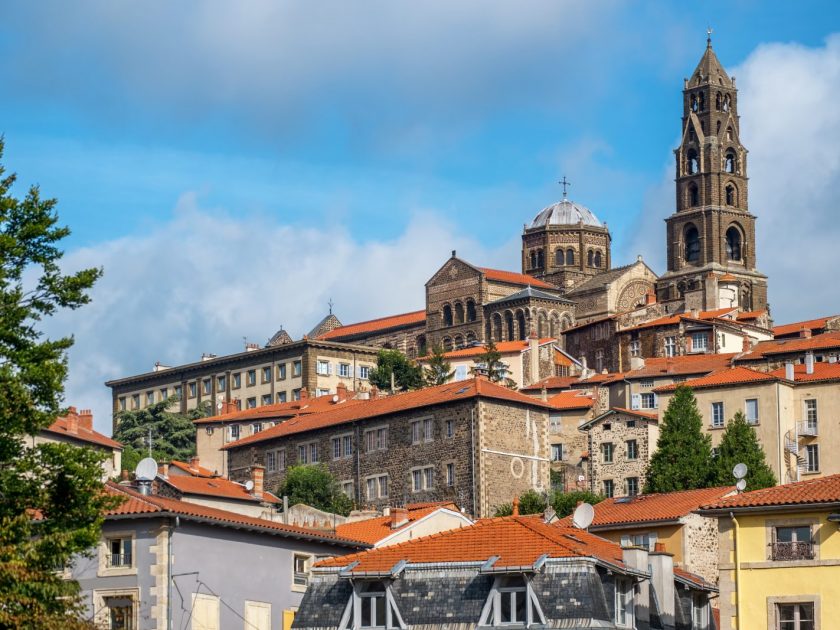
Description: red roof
xmin=770 ymin=361 xmax=840 ymax=384
xmin=43 ymin=416 xmax=122 ymax=450
xmin=194 ymin=394 xmax=364 ymax=425
xmin=223 ymin=378 xmax=553 ymax=449
xmin=654 ymin=367 xmax=777 ymax=393
xmin=547 ymin=390 xmax=594 ymax=410
xmin=699 ymin=474 xmax=840 ymax=511
xmin=578 ymin=372 xmax=625 ymax=385
xmin=316 ymin=515 xmax=627 ymax=573
xmin=168 ymin=460 xmax=217 ymax=477
xmin=424 ymin=338 xmax=555 ymax=361
xmin=739 ymin=331 xmax=840 ymax=360
xmin=520 ymin=375 xmax=582 ymax=392
xmin=160 ymin=464 xmax=280 ymax=504
xmin=625 ymin=353 xmax=737 ymax=379
xmin=609 ymin=408 xmax=658 ymax=420
xmin=736 ymin=310 xmax=766 ymax=322
xmin=566 ymin=487 xmax=735 ymax=528
xmin=773 ymin=315 xmax=839 ymax=338
xmin=335 ymin=502 xmax=461 ymax=544
xmin=621 ymin=308 xmax=738 ymax=332
xmin=478 ymin=267 xmax=555 ymax=289
xmin=674 ymin=566 xmax=717 ymax=591
xmin=104 ymin=483 xmax=364 ymax=546
xmin=318 ymin=310 xmax=426 ymax=341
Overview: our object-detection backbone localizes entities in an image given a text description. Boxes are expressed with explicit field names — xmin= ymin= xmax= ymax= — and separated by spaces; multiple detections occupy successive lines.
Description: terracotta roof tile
xmin=736 ymin=310 xmax=766 ymax=322
xmin=223 ymin=378 xmax=553 ymax=450
xmin=674 ymin=566 xmax=717 ymax=591
xmin=520 ymin=375 xmax=582 ymax=392
xmin=43 ymin=416 xmax=122 ymax=450
xmin=624 ymin=354 xmax=738 ymax=379
xmin=160 ymin=467 xmax=280 ymax=504
xmin=699 ymin=474 xmax=840 ymax=511
xmin=168 ymin=460 xmax=217 ymax=477
xmin=194 ymin=394 xmax=365 ymax=425
xmin=773 ymin=315 xmax=839 ymax=338
xmin=478 ymin=267 xmax=555 ymax=289
xmin=609 ymin=408 xmax=658 ymax=420
xmin=335 ymin=503 xmax=461 ymax=544
xmin=738 ymin=331 xmax=840 ymax=360
xmin=318 ymin=310 xmax=426 ymax=341
xmin=653 ymin=367 xmax=777 ymax=393
xmin=769 ymin=361 xmax=840 ymax=384
xmin=316 ymin=515 xmax=626 ymax=573
xmin=578 ymin=372 xmax=625 ymax=385
xmin=547 ymin=390 xmax=594 ymax=410
xmin=621 ymin=308 xmax=738 ymax=332
xmin=422 ymin=338 xmax=555 ymax=361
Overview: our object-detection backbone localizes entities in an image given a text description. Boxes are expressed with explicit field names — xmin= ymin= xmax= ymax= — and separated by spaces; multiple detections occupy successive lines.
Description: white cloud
xmin=628 ymin=35 xmax=840 ymax=323
xmin=49 ymin=195 xmax=518 ymax=433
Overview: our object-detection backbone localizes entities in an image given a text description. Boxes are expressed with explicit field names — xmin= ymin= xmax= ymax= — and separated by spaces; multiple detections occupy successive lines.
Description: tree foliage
xmin=113 ymin=397 xmax=207 ymax=473
xmin=0 ymin=139 xmax=117 ymax=627
xmin=470 ymin=340 xmax=517 ymax=388
xmin=423 ymin=344 xmax=454 ymax=386
xmin=276 ymin=465 xmax=354 ymax=516
xmin=645 ymin=386 xmax=714 ymax=493
xmin=369 ymin=349 xmax=424 ymax=391
xmin=713 ymin=411 xmax=776 ymax=491
xmin=493 ymin=489 xmax=604 ymax=518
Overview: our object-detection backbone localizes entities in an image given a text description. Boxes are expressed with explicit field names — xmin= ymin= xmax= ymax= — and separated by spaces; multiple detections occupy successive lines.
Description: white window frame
xmin=98 ymin=533 xmax=136 ymax=577
xmin=602 ymin=442 xmax=614 ymax=463
xmin=626 ymin=439 xmax=638 ymax=461
xmin=745 ymin=398 xmax=759 ymax=425
xmin=316 ymin=360 xmax=331 ymax=376
xmin=423 ymin=417 xmax=434 ymax=442
xmin=603 ymin=479 xmax=614 ymax=498
xmin=711 ymin=402 xmax=725 ymax=428
xmin=664 ymin=336 xmax=676 ymax=357
xmin=410 ymin=465 xmax=435 ymax=493
xmin=337 ymin=581 xmax=406 ymax=630
xmin=228 ymin=424 xmax=240 ymax=442
xmin=477 ymin=575 xmax=546 ymax=627
xmin=691 ymin=332 xmax=708 ymax=352
xmin=806 ymin=444 xmax=819 ymax=473
xmin=630 ymin=339 xmax=641 ymax=358
xmin=640 ymin=392 xmax=657 ymax=409
xmin=625 ymin=476 xmax=640 ymax=497
xmin=333 ymin=433 xmax=354 ymax=460
xmin=804 ymin=399 xmax=818 ymax=430
xmin=551 ymin=443 xmax=564 ymax=462
xmin=292 ymin=553 xmax=313 ymax=592
xmin=446 ymin=462 xmax=455 ymax=487
xmin=358 ymin=365 xmax=370 ymax=380
xmin=338 ymin=363 xmax=351 ymax=378
xmin=365 ymin=425 xmax=389 ymax=452
xmin=614 ymin=577 xmax=635 ymax=628
xmin=262 ymin=366 xmax=272 ymax=383
xmin=365 ymin=474 xmax=389 ymax=500
xmin=445 ymin=419 xmax=454 ymax=438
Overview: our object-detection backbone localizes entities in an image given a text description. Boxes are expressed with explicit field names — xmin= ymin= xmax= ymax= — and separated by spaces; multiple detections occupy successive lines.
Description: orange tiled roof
xmin=43 ymin=416 xmax=122 ymax=450
xmin=609 ymin=408 xmax=658 ymax=420
xmin=316 ymin=515 xmax=627 ymax=573
xmin=738 ymin=331 xmax=840 ymax=360
xmin=653 ymin=367 xmax=777 ymax=393
xmin=547 ymin=390 xmax=594 ymax=410
xmin=195 ymin=394 xmax=366 ymax=425
xmin=736 ymin=310 xmax=766 ymax=322
xmin=104 ymin=483 xmax=364 ymax=546
xmin=335 ymin=502 xmax=461 ymax=544
xmin=520 ymin=376 xmax=582 ymax=392
xmin=424 ymin=338 xmax=555 ymax=361
xmin=578 ymin=372 xmax=625 ymax=385
xmin=566 ymin=487 xmax=734 ymax=528
xmin=318 ymin=310 xmax=426 ymax=341
xmin=770 ymin=361 xmax=840 ymax=384
xmin=624 ymin=353 xmax=738 ymax=379
xmin=478 ymin=267 xmax=555 ymax=289
xmin=223 ymin=378 xmax=553 ymax=450
xmin=160 ymin=468 xmax=280 ymax=505
xmin=674 ymin=566 xmax=717 ymax=591
xmin=621 ymin=308 xmax=738 ymax=332
xmin=699 ymin=474 xmax=840 ymax=511
xmin=168 ymin=460 xmax=217 ymax=477
xmin=773 ymin=315 xmax=839 ymax=338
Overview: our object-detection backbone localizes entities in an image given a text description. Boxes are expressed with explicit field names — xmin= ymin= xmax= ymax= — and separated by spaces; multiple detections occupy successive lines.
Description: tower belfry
xmin=655 ymin=36 xmax=768 ymax=313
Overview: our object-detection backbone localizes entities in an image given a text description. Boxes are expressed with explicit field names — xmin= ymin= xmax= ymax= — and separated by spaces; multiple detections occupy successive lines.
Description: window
xmin=292 ymin=361 xmax=302 ymax=377
xmin=726 ymin=226 xmax=742 ymax=259
xmin=479 ymin=575 xmax=546 ymax=627
xmin=246 ymin=397 xmax=257 ymax=409
xmin=772 ymin=526 xmax=814 ymax=561
xmin=621 ymin=532 xmax=657 ymax=551
xmin=317 ymin=388 xmax=330 ymax=397
xmin=358 ymin=365 xmax=370 ymax=380
xmin=688 ymin=182 xmax=699 ymax=206
xmin=603 ymin=480 xmax=614 ymax=498
xmin=104 ymin=595 xmax=135 ymax=630
xmin=341 ymin=481 xmax=354 ymax=498
xmin=297 ymin=444 xmax=309 ymax=465
xmin=277 ymin=391 xmax=287 ymax=403
xmin=626 ymin=440 xmax=638 ymax=460
xmin=745 ymin=398 xmax=759 ymax=424
xmin=614 ymin=578 xmax=635 ymax=628
xmin=146 ymin=391 xmax=155 ymax=405
xmin=411 ymin=421 xmax=421 ymax=445
xmin=412 ymin=466 xmax=435 ymax=492
xmin=639 ymin=378 xmax=653 ymax=389
xmin=595 ymin=349 xmax=604 ymax=373
xmin=252 ymin=422 xmax=263 ymax=434
xmin=333 ymin=435 xmax=353 ymax=460
xmin=262 ymin=366 xmax=271 ymax=383
xmin=174 ymin=385 xmax=182 ymax=398
xmin=261 ymin=394 xmax=272 ymax=406
xmin=551 ymin=444 xmax=564 ymax=462
xmin=443 ymin=304 xmax=453 ymax=326
xmin=106 ymin=537 xmax=132 ymax=568
xmin=316 ymin=360 xmax=331 ymax=376
xmin=640 ymin=393 xmax=657 ymax=409
xmin=691 ymin=332 xmax=708 ymax=352
xmin=603 ymin=423 xmax=611 ymax=431
xmin=215 ymin=376 xmax=225 ymax=393
xmin=131 ymin=394 xmax=141 ymax=409
xmin=118 ymin=396 xmax=127 ymax=411
xmin=293 ymin=554 xmax=312 ymax=589
xmin=365 ymin=427 xmax=388 ymax=452
xmin=267 ymin=450 xmax=277 ymax=472
xmin=594 ymin=251 xmax=602 ymax=268
xmin=711 ymin=402 xmax=725 ymax=428
xmin=445 ymin=419 xmax=454 ymax=438
xmin=804 ymin=399 xmax=818 ymax=430
xmin=601 ymin=442 xmax=614 ymax=463
xmin=692 ymin=593 xmax=709 ymax=629
xmin=277 ymin=363 xmax=287 ymax=380
xmin=806 ymin=444 xmax=819 ymax=473
xmin=228 ymin=424 xmax=240 ymax=441
xmin=625 ymin=477 xmax=639 ymax=497
xmin=777 ymin=603 xmax=814 ymax=630
xmin=247 ymin=370 xmax=256 ymax=386
xmin=685 ymin=225 xmax=700 ymax=263
xmin=566 ymin=249 xmax=575 ymax=265
xmin=366 ymin=475 xmax=389 ymax=500
xmin=664 ymin=336 xmax=676 ymax=357
xmin=446 ymin=463 xmax=455 ymax=487
xmin=355 ymin=580 xmax=404 ymax=629
xmin=626 ymin=420 xmax=635 ymax=428
xmin=339 ymin=363 xmax=351 ymax=378
xmin=159 ymin=387 xmax=168 ymax=400
xmin=454 ymin=365 xmax=468 ymax=381
xmin=423 ymin=418 xmax=433 ymax=442
xmin=233 ymin=372 xmax=241 ymax=389
xmin=629 ymin=339 xmax=641 ymax=358
xmin=310 ymin=443 xmax=319 ymax=464
xmin=293 ymin=388 xmax=301 ymax=401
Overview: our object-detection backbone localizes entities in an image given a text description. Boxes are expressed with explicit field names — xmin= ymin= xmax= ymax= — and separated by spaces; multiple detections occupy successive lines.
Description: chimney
xmin=299 ymin=389 xmax=309 ymax=401
xmin=251 ymin=465 xmax=265 ymax=499
xmin=369 ymin=387 xmax=379 ymax=400
xmin=785 ymin=361 xmax=795 ymax=381
xmin=742 ymin=336 xmax=751 ymax=352
xmin=77 ymin=409 xmax=93 ymax=431
xmin=158 ymin=462 xmax=169 ymax=478
xmin=805 ymin=352 xmax=815 ymax=375
xmin=540 ymin=385 xmax=548 ymax=402
xmin=622 ymin=543 xmax=651 ymax=628
xmin=190 ymin=456 xmax=200 ymax=470
xmin=512 ymin=496 xmax=520 ymax=516
xmin=629 ymin=356 xmax=645 ymax=371
xmin=220 ymin=399 xmax=238 ymax=414
xmin=529 ymin=330 xmax=540 ymax=383
xmin=645 ymin=289 xmax=656 ymax=306
xmin=648 ymin=543 xmax=675 ymax=628
xmin=800 ymin=327 xmax=812 ymax=339
xmin=390 ymin=507 xmax=409 ymax=529
xmin=336 ymin=382 xmax=349 ymax=401
xmin=65 ymin=409 xmax=79 ymax=434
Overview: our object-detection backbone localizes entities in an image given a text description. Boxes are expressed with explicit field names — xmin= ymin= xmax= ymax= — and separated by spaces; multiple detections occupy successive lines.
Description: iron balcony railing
xmin=769 ymin=541 xmax=815 ymax=561
xmin=798 ymin=420 xmax=819 ymax=437
xmin=107 ymin=553 xmax=132 ymax=568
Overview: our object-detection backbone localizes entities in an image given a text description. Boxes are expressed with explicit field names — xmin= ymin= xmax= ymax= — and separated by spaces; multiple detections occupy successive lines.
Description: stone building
xmin=545 ymin=390 xmax=595 ymax=492
xmin=223 ymin=378 xmax=553 ymax=518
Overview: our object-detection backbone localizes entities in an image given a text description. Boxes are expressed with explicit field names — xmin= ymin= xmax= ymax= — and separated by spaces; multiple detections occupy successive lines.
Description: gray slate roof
xmin=487 ymin=286 xmax=574 ymax=307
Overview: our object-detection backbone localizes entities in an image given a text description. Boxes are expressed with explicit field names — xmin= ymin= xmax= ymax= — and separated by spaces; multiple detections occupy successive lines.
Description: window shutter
xmin=648 ymin=532 xmax=658 ymax=550
xmin=652 ymin=393 xmax=659 ymax=409
xmin=621 ymin=535 xmax=631 ymax=547
xmin=631 ymin=394 xmax=641 ymax=410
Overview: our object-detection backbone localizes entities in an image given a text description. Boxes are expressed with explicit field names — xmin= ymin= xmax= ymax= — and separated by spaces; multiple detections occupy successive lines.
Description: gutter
xmin=698 ymin=501 xmax=840 ymax=517
xmin=730 ymin=512 xmax=741 ymax=630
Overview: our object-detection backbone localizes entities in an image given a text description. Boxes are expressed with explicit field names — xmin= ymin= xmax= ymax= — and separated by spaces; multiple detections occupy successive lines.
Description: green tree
xmin=713 ymin=411 xmax=776 ymax=491
xmin=113 ymin=397 xmax=208 ymax=472
xmin=470 ymin=340 xmax=517 ymax=388
xmin=493 ymin=489 xmax=604 ymax=518
xmin=550 ymin=490 xmax=605 ymax=518
xmin=276 ymin=465 xmax=354 ymax=516
xmin=645 ymin=386 xmax=714 ymax=493
xmin=0 ymin=140 xmax=117 ymax=628
xmin=369 ymin=349 xmax=424 ymax=391
xmin=493 ymin=489 xmax=547 ymax=516
xmin=423 ymin=344 xmax=454 ymax=386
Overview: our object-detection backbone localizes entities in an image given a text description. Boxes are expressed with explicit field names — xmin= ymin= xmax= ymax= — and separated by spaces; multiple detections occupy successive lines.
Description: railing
xmin=798 ymin=420 xmax=818 ymax=437
xmin=107 ymin=553 xmax=132 ymax=568
xmin=769 ymin=541 xmax=815 ymax=561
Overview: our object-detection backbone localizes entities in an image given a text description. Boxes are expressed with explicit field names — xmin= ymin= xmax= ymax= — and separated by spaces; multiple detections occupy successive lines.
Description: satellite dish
xmin=332 ymin=394 xmax=339 ymax=403
xmin=244 ymin=480 xmax=255 ymax=492
xmin=736 ymin=479 xmax=747 ymax=492
xmin=733 ymin=463 xmax=748 ymax=480
xmin=216 ymin=398 xmax=225 ymax=410
xmin=135 ymin=457 xmax=158 ymax=481
xmin=577 ymin=475 xmax=585 ymax=483
xmin=572 ymin=502 xmax=595 ymax=530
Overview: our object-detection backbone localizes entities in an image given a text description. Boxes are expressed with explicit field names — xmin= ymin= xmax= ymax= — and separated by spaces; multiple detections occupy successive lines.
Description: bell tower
xmin=656 ymin=33 xmax=768 ymax=313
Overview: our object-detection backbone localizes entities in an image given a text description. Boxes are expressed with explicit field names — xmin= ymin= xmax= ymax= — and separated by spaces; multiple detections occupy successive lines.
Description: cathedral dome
xmin=529 ymin=198 xmax=603 ymax=229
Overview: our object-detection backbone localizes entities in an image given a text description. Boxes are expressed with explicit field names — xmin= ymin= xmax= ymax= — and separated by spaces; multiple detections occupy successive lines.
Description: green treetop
xmin=644 ymin=386 xmax=714 ymax=493
xmin=713 ymin=411 xmax=776 ymax=491
xmin=369 ymin=349 xmax=424 ymax=391
xmin=470 ymin=340 xmax=516 ymax=388
xmin=423 ymin=344 xmax=455 ymax=386
xmin=277 ymin=464 xmax=354 ymax=516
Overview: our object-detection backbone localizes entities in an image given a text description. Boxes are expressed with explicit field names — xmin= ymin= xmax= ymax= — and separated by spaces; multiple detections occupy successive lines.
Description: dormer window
xmin=339 ymin=580 xmax=405 ymax=630
xmin=478 ymin=575 xmax=546 ymax=627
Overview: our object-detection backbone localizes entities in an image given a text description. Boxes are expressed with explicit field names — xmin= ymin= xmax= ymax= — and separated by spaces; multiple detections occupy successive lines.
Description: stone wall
xmin=586 ymin=411 xmax=656 ymax=497
xmin=681 ymin=512 xmax=721 ymax=588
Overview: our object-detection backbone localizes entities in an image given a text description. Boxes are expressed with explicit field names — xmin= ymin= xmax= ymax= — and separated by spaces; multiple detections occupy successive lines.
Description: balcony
xmin=769 ymin=541 xmax=815 ymax=561
xmin=106 ymin=553 xmax=132 ymax=568
xmin=798 ymin=420 xmax=818 ymax=437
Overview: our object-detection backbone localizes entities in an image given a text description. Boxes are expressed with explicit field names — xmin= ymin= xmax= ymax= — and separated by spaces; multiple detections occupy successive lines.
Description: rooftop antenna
xmin=146 ymin=427 xmax=153 ymax=458
xmin=559 ymin=175 xmax=571 ymax=199
xmin=328 ymin=298 xmax=334 ymax=315
xmin=706 ymin=26 xmax=713 ymax=47
xmin=572 ymin=502 xmax=594 ymax=530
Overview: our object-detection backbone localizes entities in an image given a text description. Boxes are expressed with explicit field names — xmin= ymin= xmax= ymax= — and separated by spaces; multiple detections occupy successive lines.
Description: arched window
xmin=516 ymin=311 xmax=527 ymax=341
xmin=505 ymin=312 xmax=515 ymax=342
xmin=537 ymin=312 xmax=548 ymax=338
xmin=492 ymin=313 xmax=503 ymax=342
xmin=443 ymin=304 xmax=453 ymax=327
xmin=688 ymin=126 xmax=696 ymax=142
xmin=698 ymin=91 xmax=705 ymax=112
xmin=716 ymin=120 xmax=721 ymax=134
xmin=715 ymin=92 xmax=722 ymax=111
xmin=416 ymin=335 xmax=427 ymax=357
xmin=594 ymin=251 xmax=602 ymax=268
xmin=587 ymin=250 xmax=594 ymax=267
xmin=689 ymin=183 xmax=699 ymax=207
xmin=454 ymin=302 xmax=465 ymax=324
xmin=726 ymin=127 xmax=733 ymax=141
xmin=465 ymin=332 xmax=477 ymax=345
xmin=466 ymin=299 xmax=477 ymax=322
xmin=723 ymin=94 xmax=730 ymax=112
xmin=724 ymin=150 xmax=737 ymax=174
xmin=726 ymin=227 xmax=742 ymax=261
xmin=454 ymin=335 xmax=464 ymax=349
xmin=442 ymin=337 xmax=453 ymax=351
xmin=566 ymin=249 xmax=575 ymax=265
xmin=529 ymin=250 xmax=537 ymax=269
xmin=691 ymin=94 xmax=699 ymax=112
xmin=687 ymin=149 xmax=699 ymax=175
xmin=536 ymin=249 xmax=544 ymax=269
xmin=725 ymin=184 xmax=736 ymax=206
xmin=684 ymin=225 xmax=700 ymax=263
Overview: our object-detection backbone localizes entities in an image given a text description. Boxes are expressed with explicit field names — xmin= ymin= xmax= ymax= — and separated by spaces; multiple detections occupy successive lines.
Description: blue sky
xmin=2 ymin=1 xmax=840 ymax=431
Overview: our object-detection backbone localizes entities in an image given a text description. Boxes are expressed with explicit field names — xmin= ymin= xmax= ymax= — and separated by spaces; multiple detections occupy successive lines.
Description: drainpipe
xmin=776 ymin=382 xmax=783 ymax=481
xmin=730 ymin=511 xmax=741 ymax=630
xmin=167 ymin=515 xmax=180 ymax=630
xmin=470 ymin=405 xmax=477 ymax=518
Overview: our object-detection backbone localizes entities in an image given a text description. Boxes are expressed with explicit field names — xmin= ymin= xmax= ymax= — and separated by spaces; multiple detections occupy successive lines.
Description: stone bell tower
xmin=656 ymin=34 xmax=768 ymax=313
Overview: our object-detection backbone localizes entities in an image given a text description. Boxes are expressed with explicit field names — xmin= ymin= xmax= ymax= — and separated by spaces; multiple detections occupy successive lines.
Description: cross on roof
xmin=328 ymin=298 xmax=334 ymax=315
xmin=559 ymin=176 xmax=571 ymax=198
xmin=706 ymin=26 xmax=713 ymax=46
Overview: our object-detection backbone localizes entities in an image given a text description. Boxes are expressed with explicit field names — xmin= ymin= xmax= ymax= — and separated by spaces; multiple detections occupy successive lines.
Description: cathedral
xmin=314 ymin=39 xmax=770 ymax=361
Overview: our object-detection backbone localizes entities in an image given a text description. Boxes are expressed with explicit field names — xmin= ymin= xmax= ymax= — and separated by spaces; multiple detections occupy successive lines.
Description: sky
xmin=2 ymin=1 xmax=840 ymax=434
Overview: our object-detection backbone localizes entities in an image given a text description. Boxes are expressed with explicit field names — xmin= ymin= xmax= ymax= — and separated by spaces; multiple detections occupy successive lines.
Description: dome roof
xmin=529 ymin=198 xmax=603 ymax=229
